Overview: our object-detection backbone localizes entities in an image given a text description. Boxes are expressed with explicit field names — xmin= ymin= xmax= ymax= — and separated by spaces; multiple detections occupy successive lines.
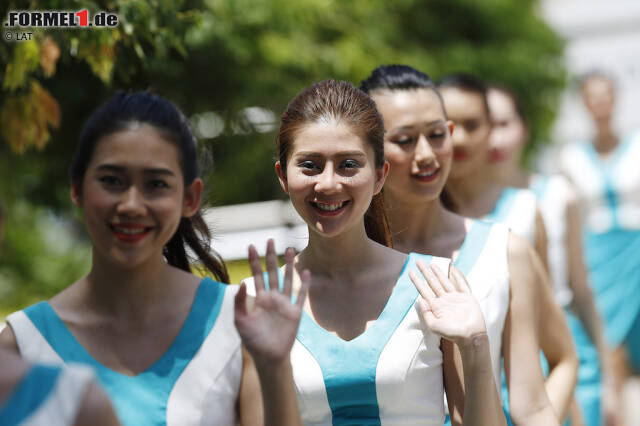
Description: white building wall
xmin=540 ymin=0 xmax=640 ymax=149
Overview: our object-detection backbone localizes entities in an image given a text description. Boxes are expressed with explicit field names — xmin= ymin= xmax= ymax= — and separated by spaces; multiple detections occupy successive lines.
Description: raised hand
xmin=409 ymin=261 xmax=487 ymax=346
xmin=234 ymin=239 xmax=310 ymax=367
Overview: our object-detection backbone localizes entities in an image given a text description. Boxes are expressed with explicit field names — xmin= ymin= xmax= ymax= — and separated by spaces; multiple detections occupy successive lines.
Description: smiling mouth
xmin=309 ymin=200 xmax=350 ymax=216
xmin=412 ymin=168 xmax=440 ymax=182
xmin=110 ymin=224 xmax=153 ymax=242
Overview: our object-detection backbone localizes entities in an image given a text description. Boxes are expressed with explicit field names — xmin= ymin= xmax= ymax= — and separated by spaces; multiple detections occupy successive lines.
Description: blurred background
xmin=0 ymin=0 xmax=639 ymax=317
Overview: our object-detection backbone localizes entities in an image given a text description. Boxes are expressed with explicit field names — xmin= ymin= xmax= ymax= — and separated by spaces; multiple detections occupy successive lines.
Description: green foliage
xmin=0 ymin=202 xmax=91 ymax=315
xmin=0 ymin=0 xmax=566 ymax=312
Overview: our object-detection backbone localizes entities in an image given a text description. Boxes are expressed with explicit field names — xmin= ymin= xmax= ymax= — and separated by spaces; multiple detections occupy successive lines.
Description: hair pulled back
xmin=360 ymin=64 xmax=447 ymax=117
xmin=277 ymin=80 xmax=392 ymax=247
xmin=71 ymin=91 xmax=229 ymax=283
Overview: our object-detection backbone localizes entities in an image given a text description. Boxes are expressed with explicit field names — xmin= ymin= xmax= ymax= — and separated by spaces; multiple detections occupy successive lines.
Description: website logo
xmin=4 ymin=9 xmax=118 ymax=41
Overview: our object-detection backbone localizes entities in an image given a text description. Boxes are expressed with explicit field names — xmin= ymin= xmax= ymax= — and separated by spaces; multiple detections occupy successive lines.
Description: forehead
xmin=291 ymin=121 xmax=370 ymax=156
xmin=371 ymin=88 xmax=446 ymax=129
xmin=487 ymin=90 xmax=517 ymax=119
xmin=582 ymin=77 xmax=614 ymax=96
xmin=440 ymin=87 xmax=487 ymax=120
xmin=89 ymin=124 xmax=182 ymax=172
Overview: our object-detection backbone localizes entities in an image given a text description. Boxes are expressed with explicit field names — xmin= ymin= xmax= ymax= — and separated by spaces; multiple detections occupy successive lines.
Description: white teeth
xmin=417 ymin=170 xmax=437 ymax=177
xmin=316 ymin=201 xmax=346 ymax=211
xmin=114 ymin=227 xmax=146 ymax=235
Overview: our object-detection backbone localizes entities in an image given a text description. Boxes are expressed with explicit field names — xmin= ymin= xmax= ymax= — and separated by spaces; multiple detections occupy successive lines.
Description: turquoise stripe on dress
xmin=295 ymin=253 xmax=432 ymax=425
xmin=23 ymin=278 xmax=227 ymax=426
xmin=0 ymin=365 xmax=61 ymax=425
xmin=486 ymin=188 xmax=519 ymax=223
xmin=453 ymin=220 xmax=493 ymax=276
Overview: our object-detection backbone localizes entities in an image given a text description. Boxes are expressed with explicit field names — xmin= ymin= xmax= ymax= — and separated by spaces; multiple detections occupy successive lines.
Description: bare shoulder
xmin=377 ymin=242 xmax=409 ymax=268
xmin=0 ymin=323 xmax=20 ymax=355
xmin=74 ymin=381 xmax=120 ymax=426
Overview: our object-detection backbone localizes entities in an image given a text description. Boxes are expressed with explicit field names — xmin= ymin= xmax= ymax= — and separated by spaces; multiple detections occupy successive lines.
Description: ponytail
xmin=163 ymin=213 xmax=230 ymax=283
xmin=364 ymin=191 xmax=393 ymax=247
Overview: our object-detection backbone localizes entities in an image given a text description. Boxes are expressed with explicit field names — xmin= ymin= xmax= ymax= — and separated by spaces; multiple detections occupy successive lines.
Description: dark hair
xmin=71 ymin=91 xmax=229 ymax=283
xmin=277 ymin=80 xmax=392 ymax=247
xmin=436 ymin=72 xmax=490 ymax=118
xmin=359 ymin=65 xmax=447 ymax=117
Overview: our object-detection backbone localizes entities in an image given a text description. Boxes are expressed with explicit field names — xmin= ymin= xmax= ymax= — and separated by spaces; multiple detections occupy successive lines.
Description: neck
xmin=494 ymin=160 xmax=530 ymax=188
xmin=299 ymin=222 xmax=380 ymax=282
xmin=445 ymin=163 xmax=504 ymax=218
xmin=384 ymin=190 xmax=457 ymax=254
xmin=82 ymin=250 xmax=178 ymax=319
xmin=594 ymin=123 xmax=619 ymax=153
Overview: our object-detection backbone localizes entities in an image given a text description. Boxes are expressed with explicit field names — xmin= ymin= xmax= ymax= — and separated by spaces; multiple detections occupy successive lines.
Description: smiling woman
xmin=241 ymin=79 xmax=505 ymax=426
xmin=0 ymin=91 xmax=308 ymax=426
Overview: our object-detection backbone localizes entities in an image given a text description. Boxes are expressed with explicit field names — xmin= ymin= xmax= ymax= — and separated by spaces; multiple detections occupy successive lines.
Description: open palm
xmin=234 ymin=240 xmax=310 ymax=365
xmin=409 ymin=261 xmax=487 ymax=345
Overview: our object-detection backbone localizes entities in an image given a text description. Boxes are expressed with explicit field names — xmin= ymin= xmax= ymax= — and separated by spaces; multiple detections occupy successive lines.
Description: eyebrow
xmin=96 ymin=164 xmax=176 ymax=176
xmin=293 ymin=151 xmax=367 ymax=158
xmin=390 ymin=120 xmax=446 ymax=134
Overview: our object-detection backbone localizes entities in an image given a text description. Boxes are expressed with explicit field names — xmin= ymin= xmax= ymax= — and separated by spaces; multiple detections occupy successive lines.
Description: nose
xmin=116 ymin=186 xmax=146 ymax=216
xmin=414 ymin=134 xmax=436 ymax=166
xmin=314 ymin=163 xmax=341 ymax=194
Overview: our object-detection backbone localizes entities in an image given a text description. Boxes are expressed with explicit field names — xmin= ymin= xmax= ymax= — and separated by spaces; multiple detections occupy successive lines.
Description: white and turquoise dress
xmin=443 ymin=220 xmax=511 ymax=425
xmin=0 ymin=364 xmax=94 ymax=426
xmin=245 ymin=253 xmax=451 ymax=426
xmin=530 ymin=173 xmax=602 ymax=425
xmin=560 ymin=131 xmax=640 ymax=372
xmin=484 ymin=186 xmax=559 ymax=425
xmin=6 ymin=278 xmax=242 ymax=426
xmin=484 ymin=187 xmax=538 ymax=246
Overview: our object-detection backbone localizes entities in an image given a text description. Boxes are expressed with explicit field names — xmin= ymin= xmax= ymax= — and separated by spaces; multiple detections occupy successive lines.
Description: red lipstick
xmin=111 ymin=224 xmax=152 ymax=243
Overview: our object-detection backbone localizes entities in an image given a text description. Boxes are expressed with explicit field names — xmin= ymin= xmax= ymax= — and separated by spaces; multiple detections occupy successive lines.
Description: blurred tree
xmin=1 ymin=0 xmax=564 ymax=209
xmin=0 ymin=0 xmax=565 ymax=309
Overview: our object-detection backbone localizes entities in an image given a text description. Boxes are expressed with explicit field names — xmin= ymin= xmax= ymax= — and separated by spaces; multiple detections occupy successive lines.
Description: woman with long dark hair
xmin=0 ymin=91 xmax=308 ymax=426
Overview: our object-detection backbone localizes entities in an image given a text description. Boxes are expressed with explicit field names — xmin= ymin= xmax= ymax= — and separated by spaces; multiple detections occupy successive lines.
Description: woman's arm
xmin=504 ymin=232 xmax=560 ymax=425
xmin=565 ymin=185 xmax=618 ymax=424
xmin=236 ymin=347 xmax=263 ymax=426
xmin=411 ymin=262 xmax=505 ymax=426
xmin=443 ymin=340 xmax=465 ymax=426
xmin=0 ymin=324 xmax=20 ymax=355
xmin=235 ymin=241 xmax=309 ymax=426
xmin=534 ymin=207 xmax=550 ymax=273
xmin=530 ymin=239 xmax=579 ymax=422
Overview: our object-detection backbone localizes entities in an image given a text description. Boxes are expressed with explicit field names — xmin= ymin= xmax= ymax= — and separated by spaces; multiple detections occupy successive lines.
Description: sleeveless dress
xmin=484 ymin=186 xmax=565 ymax=425
xmin=443 ymin=220 xmax=510 ymax=426
xmin=530 ymin=174 xmax=602 ymax=425
xmin=6 ymin=278 xmax=242 ymax=426
xmin=244 ymin=253 xmax=451 ymax=425
xmin=560 ymin=131 xmax=640 ymax=372
xmin=0 ymin=364 xmax=93 ymax=426
xmin=484 ymin=187 xmax=538 ymax=245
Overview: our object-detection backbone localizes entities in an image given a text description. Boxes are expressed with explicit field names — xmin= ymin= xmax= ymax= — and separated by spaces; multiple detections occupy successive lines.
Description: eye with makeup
xmin=98 ymin=175 xmax=124 ymax=188
xmin=147 ymin=179 xmax=170 ymax=191
xmin=340 ymin=159 xmax=362 ymax=169
xmin=463 ymin=120 xmax=481 ymax=133
xmin=429 ymin=129 xmax=447 ymax=140
xmin=395 ymin=135 xmax=414 ymax=145
xmin=298 ymin=160 xmax=320 ymax=172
